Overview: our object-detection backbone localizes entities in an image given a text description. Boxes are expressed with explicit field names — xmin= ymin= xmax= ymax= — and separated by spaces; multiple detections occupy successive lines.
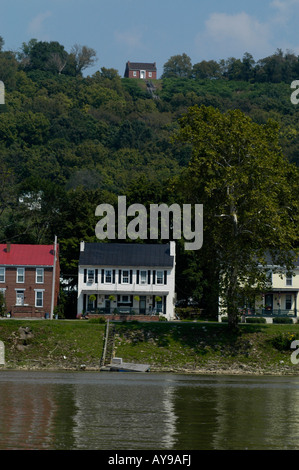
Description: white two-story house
xmin=77 ymin=241 xmax=176 ymax=320
xmin=218 ymin=254 xmax=299 ymax=323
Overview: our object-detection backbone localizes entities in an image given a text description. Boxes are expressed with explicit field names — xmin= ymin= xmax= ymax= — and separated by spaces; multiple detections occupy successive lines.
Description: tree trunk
xmin=226 ymin=266 xmax=239 ymax=329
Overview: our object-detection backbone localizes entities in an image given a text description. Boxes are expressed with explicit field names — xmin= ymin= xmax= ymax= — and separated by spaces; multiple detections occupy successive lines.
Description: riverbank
xmin=0 ymin=319 xmax=299 ymax=375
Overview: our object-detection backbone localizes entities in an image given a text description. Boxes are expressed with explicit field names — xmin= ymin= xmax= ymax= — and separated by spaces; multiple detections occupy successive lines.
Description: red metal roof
xmin=0 ymin=244 xmax=58 ymax=266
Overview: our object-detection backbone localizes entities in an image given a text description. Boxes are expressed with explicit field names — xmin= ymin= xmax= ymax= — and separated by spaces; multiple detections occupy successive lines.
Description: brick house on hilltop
xmin=124 ymin=61 xmax=157 ymax=80
xmin=0 ymin=242 xmax=60 ymax=318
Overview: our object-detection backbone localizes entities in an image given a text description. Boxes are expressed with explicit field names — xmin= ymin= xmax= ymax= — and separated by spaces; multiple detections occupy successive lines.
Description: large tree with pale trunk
xmin=174 ymin=105 xmax=299 ymax=327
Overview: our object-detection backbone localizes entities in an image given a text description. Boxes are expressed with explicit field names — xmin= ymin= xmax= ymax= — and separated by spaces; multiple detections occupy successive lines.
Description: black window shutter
xmin=136 ymin=270 xmax=139 ymax=284
xmin=163 ymin=296 xmax=166 ymax=314
xmin=113 ymin=270 xmax=115 ymax=283
xmin=153 ymin=270 xmax=156 ymax=284
xmin=119 ymin=270 xmax=122 ymax=283
xmin=130 ymin=270 xmax=133 ymax=284
xmin=84 ymin=269 xmax=87 ymax=283
xmin=101 ymin=269 xmax=104 ymax=283
xmin=148 ymin=270 xmax=151 ymax=284
xmin=83 ymin=294 xmax=86 ymax=311
xmin=164 ymin=270 xmax=167 ymax=284
xmin=95 ymin=269 xmax=98 ymax=283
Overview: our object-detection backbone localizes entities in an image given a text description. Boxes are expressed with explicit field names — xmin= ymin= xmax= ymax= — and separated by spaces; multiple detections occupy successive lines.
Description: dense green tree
xmin=19 ymin=40 xmax=68 ymax=74
xmin=69 ymin=44 xmax=97 ymax=76
xmin=174 ymin=105 xmax=299 ymax=327
xmin=0 ymin=50 xmax=18 ymax=90
xmin=192 ymin=60 xmax=221 ymax=79
xmin=162 ymin=53 xmax=192 ymax=78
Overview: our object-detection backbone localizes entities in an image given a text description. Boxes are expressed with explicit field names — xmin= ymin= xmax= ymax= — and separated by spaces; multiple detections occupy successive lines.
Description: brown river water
xmin=0 ymin=370 xmax=299 ymax=450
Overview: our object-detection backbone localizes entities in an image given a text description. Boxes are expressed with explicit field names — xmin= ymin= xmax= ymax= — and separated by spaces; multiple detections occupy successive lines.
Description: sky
xmin=1 ymin=0 xmax=299 ymax=78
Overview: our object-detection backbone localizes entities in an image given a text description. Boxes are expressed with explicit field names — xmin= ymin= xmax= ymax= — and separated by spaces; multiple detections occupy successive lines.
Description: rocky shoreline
xmin=2 ymin=359 xmax=298 ymax=376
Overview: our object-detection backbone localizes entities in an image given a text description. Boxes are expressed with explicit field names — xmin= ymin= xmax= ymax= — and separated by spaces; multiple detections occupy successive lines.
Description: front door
xmin=16 ymin=291 xmax=24 ymax=306
xmin=140 ymin=70 xmax=145 ymax=79
xmin=105 ymin=299 xmax=111 ymax=314
xmin=139 ymin=296 xmax=146 ymax=314
xmin=265 ymin=294 xmax=273 ymax=312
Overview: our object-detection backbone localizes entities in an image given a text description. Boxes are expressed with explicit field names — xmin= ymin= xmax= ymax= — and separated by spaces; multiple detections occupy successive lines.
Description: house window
xmin=121 ymin=295 xmax=130 ymax=303
xmin=156 ymin=271 xmax=164 ymax=284
xmin=133 ymin=71 xmax=137 ymax=77
xmin=266 ymin=270 xmax=272 ymax=284
xmin=17 ymin=268 xmax=25 ymax=283
xmin=105 ymin=270 xmax=112 ymax=283
xmin=122 ymin=270 xmax=129 ymax=284
xmin=0 ymin=288 xmax=5 ymax=308
xmin=36 ymin=268 xmax=44 ymax=283
xmin=148 ymin=72 xmax=152 ymax=78
xmin=0 ymin=267 xmax=5 ymax=283
xmin=286 ymin=295 xmax=292 ymax=310
xmin=140 ymin=270 xmax=147 ymax=284
xmin=87 ymin=269 xmax=95 ymax=283
xmin=35 ymin=290 xmax=43 ymax=308
xmin=286 ymin=273 xmax=293 ymax=286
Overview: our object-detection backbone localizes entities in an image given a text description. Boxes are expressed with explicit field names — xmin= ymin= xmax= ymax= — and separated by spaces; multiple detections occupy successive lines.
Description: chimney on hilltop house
xmin=80 ymin=241 xmax=85 ymax=252
xmin=6 ymin=242 xmax=11 ymax=253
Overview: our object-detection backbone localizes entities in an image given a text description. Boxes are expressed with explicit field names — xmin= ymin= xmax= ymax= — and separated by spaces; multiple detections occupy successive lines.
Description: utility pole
xmin=50 ymin=235 xmax=57 ymax=320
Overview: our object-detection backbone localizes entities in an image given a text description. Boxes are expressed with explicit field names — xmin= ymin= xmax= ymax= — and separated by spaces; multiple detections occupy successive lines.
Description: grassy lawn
xmin=0 ymin=320 xmax=106 ymax=369
xmin=113 ymin=321 xmax=299 ymax=374
xmin=0 ymin=319 xmax=299 ymax=374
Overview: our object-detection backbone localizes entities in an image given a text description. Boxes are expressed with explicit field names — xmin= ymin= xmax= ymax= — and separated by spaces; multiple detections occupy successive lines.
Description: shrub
xmin=245 ymin=317 xmax=266 ymax=324
xmin=273 ymin=316 xmax=293 ymax=324
xmin=88 ymin=317 xmax=106 ymax=324
xmin=175 ymin=307 xmax=204 ymax=320
xmin=159 ymin=315 xmax=167 ymax=321
xmin=270 ymin=332 xmax=298 ymax=351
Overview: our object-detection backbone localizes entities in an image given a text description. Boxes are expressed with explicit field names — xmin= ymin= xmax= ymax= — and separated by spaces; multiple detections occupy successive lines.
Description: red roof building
xmin=0 ymin=242 xmax=60 ymax=318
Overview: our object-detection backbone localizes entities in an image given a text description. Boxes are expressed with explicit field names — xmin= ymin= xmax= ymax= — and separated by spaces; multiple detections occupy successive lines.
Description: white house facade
xmin=218 ymin=255 xmax=299 ymax=323
xmin=77 ymin=241 xmax=176 ymax=320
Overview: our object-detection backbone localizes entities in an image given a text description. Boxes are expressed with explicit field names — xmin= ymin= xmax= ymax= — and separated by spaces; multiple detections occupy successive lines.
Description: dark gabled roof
xmin=79 ymin=243 xmax=174 ymax=267
xmin=261 ymin=251 xmax=299 ymax=268
xmin=126 ymin=61 xmax=156 ymax=71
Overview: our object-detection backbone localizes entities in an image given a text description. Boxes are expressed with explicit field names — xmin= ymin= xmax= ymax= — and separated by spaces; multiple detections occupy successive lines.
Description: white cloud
xmin=27 ymin=11 xmax=52 ymax=37
xmin=195 ymin=12 xmax=272 ymax=60
xmin=114 ymin=30 xmax=145 ymax=49
xmin=270 ymin=0 xmax=299 ymax=25
xmin=271 ymin=0 xmax=299 ymax=11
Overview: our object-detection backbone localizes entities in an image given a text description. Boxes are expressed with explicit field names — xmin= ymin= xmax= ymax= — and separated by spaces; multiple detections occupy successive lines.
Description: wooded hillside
xmin=1 ymin=40 xmax=299 ymax=317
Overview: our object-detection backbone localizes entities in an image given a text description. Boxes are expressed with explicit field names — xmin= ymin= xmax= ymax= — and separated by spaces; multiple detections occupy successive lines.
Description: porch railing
xmin=85 ymin=307 xmax=163 ymax=316
xmin=243 ymin=308 xmax=297 ymax=317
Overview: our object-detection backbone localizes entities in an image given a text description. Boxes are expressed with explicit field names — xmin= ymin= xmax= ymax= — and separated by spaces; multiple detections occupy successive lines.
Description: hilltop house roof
xmin=126 ymin=61 xmax=157 ymax=71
